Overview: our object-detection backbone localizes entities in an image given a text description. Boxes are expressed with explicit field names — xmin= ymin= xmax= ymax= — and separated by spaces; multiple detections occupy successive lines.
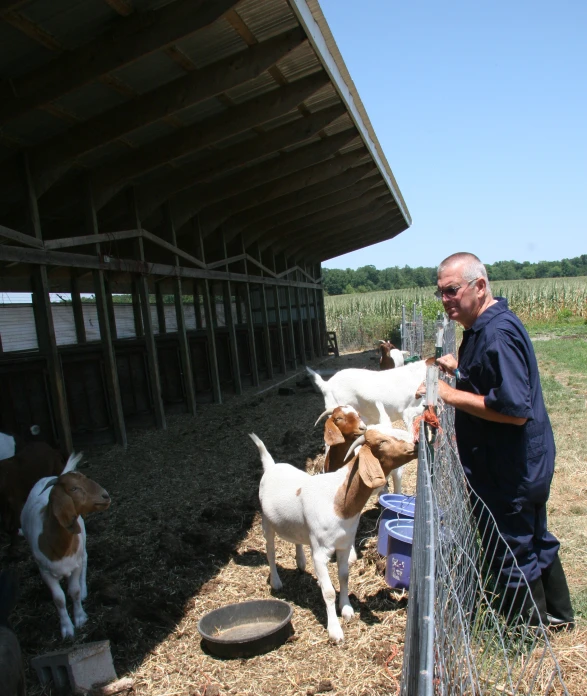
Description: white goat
xmin=249 ymin=404 xmax=417 ymax=643
xmin=306 ymin=360 xmax=431 ymax=493
xmin=20 ymin=452 xmax=111 ymax=638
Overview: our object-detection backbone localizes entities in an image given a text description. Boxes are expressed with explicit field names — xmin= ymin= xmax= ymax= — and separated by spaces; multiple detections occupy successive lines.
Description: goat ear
xmin=323 ymin=419 xmax=345 ymax=447
xmin=50 ymin=485 xmax=82 ymax=534
xmin=357 ymin=445 xmax=386 ymax=489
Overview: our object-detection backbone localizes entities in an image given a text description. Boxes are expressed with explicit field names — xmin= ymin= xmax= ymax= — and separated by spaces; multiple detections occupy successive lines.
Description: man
xmin=418 ymin=252 xmax=573 ymax=629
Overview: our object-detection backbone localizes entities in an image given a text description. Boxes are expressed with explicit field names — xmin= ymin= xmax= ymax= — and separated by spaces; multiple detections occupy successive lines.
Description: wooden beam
xmin=229 ymin=162 xmax=376 ymax=243
xmin=196 ymin=221 xmax=222 ymax=404
xmin=240 ymin=175 xmax=383 ymax=244
xmin=312 ymin=220 xmax=408 ymax=262
xmin=89 ymin=72 xmax=330 ymax=210
xmin=155 ymin=282 xmax=166 ymax=334
xmin=0 ymin=0 xmax=238 ymax=125
xmin=194 ymin=128 xmax=358 ymax=236
xmin=128 ymin=190 xmax=166 ymax=429
xmin=221 ymin=230 xmax=242 ymax=394
xmin=239 ymin=236 xmax=259 ymax=386
xmin=293 ymin=281 xmax=306 ymax=366
xmin=279 ymin=253 xmax=297 ymax=370
xmin=175 ymin=148 xmax=368 ymax=235
xmin=30 ymin=28 xmax=307 ymax=194
xmin=85 ymin=179 xmax=127 ymax=447
xmin=70 ymin=270 xmax=86 ymax=344
xmin=0 ymin=244 xmax=322 ymax=288
xmin=269 ymin=251 xmax=287 ymax=374
xmin=0 ymin=222 xmax=45 ymax=248
xmin=44 ymin=228 xmax=141 ymax=250
xmin=253 ymin=244 xmax=273 ymax=381
xmin=0 ymin=1 xmax=28 ymax=11
xmin=23 ymin=154 xmax=73 ymax=454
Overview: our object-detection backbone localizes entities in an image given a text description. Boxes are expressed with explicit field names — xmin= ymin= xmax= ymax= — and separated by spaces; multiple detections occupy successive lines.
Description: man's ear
xmin=324 ymin=419 xmax=345 ymax=446
xmin=357 ymin=445 xmax=386 ymax=489
xmin=50 ymin=485 xmax=82 ymax=534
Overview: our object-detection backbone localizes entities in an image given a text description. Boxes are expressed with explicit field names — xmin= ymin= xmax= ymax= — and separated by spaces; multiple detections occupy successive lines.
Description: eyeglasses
xmin=434 ymin=277 xmax=480 ymax=300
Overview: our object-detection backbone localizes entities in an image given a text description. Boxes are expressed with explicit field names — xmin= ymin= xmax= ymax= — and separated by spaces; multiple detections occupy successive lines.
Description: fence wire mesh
xmin=401 ymin=314 xmax=569 ymax=695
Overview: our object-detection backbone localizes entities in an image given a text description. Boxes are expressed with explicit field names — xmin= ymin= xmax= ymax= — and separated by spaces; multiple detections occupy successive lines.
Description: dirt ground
xmin=3 ymin=347 xmax=585 ymax=696
xmin=5 ymin=348 xmax=418 ymax=696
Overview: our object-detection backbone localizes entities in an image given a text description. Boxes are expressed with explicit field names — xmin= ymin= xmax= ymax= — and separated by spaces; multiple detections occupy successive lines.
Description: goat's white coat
xmin=307 ymin=363 xmax=426 ymax=494
xmin=0 ymin=433 xmax=15 ymax=461
xmin=20 ymin=452 xmax=87 ymax=638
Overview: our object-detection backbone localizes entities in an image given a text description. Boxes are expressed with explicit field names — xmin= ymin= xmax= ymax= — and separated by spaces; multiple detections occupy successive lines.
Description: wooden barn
xmin=0 ymin=0 xmax=411 ymax=452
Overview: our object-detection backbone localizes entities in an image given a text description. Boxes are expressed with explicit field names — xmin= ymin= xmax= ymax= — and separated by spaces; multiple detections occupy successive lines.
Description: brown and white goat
xmin=249 ymin=403 xmax=417 ymax=643
xmin=20 ymin=453 xmax=111 ymax=638
xmin=0 ymin=442 xmax=65 ymax=543
xmin=315 ymin=405 xmax=367 ymax=474
xmin=377 ymin=341 xmax=407 ymax=370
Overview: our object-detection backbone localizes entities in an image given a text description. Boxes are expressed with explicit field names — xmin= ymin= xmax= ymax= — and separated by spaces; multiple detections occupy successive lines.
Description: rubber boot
xmin=541 ymin=555 xmax=575 ymax=631
xmin=499 ymin=577 xmax=548 ymax=627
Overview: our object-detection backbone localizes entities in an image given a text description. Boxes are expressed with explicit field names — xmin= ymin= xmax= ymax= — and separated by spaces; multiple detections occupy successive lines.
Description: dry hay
xmin=3 ymin=347 xmax=584 ymax=695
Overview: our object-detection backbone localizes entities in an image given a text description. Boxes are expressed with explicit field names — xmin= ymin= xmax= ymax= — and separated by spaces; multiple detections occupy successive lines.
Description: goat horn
xmin=344 ymin=434 xmax=365 ymax=462
xmin=39 ymin=477 xmax=59 ymax=494
xmin=314 ymin=408 xmax=335 ymax=427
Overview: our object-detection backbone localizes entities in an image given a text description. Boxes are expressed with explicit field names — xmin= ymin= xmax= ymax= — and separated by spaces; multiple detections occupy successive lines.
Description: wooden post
xmin=85 ymin=179 xmax=127 ymax=448
xmin=24 ymin=154 xmax=73 ymax=453
xmin=311 ymin=263 xmax=323 ymax=356
xmin=294 ymin=276 xmax=306 ymax=366
xmin=128 ymin=189 xmax=166 ymax=429
xmin=131 ymin=278 xmax=143 ymax=337
xmin=163 ymin=203 xmax=196 ymax=415
xmin=303 ymin=264 xmax=316 ymax=360
xmin=196 ymin=221 xmax=222 ymax=403
xmin=70 ymin=270 xmax=86 ymax=344
xmin=221 ymin=230 xmax=242 ymax=394
xmin=255 ymin=244 xmax=273 ymax=380
xmin=155 ymin=281 xmax=166 ymax=334
xmin=281 ymin=254 xmax=297 ymax=370
xmin=318 ymin=262 xmax=329 ymax=356
xmin=270 ymin=251 xmax=287 ymax=374
xmin=104 ymin=276 xmax=118 ymax=339
xmin=240 ymin=236 xmax=259 ymax=387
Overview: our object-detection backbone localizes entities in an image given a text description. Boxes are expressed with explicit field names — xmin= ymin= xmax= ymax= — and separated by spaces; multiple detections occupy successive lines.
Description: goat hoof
xmin=328 ymin=626 xmax=345 ymax=644
xmin=270 ymin=577 xmax=283 ymax=591
xmin=61 ymin=621 xmax=75 ymax=639
xmin=348 ymin=547 xmax=357 ymax=565
xmin=341 ymin=605 xmax=354 ymax=621
xmin=74 ymin=611 xmax=88 ymax=628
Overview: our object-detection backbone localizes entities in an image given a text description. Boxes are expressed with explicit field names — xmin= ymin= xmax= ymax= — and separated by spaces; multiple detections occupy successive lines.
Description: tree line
xmin=322 ymin=255 xmax=587 ymax=295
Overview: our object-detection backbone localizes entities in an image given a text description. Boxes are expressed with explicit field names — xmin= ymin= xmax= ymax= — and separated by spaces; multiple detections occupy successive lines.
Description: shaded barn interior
xmin=0 ymin=0 xmax=411 ymax=451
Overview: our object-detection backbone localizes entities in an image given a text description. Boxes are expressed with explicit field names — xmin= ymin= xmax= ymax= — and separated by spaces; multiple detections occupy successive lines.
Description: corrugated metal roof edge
xmin=292 ymin=0 xmax=411 ymax=227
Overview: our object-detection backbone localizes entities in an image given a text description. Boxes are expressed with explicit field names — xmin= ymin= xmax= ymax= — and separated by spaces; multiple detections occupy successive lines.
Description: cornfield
xmin=324 ymin=277 xmax=587 ymax=351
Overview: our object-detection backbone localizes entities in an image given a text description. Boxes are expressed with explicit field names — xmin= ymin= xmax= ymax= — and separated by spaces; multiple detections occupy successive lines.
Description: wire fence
xmin=401 ymin=312 xmax=569 ymax=695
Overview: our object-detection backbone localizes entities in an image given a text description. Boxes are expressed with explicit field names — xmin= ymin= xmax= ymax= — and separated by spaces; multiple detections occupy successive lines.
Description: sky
xmin=319 ymin=0 xmax=587 ymax=271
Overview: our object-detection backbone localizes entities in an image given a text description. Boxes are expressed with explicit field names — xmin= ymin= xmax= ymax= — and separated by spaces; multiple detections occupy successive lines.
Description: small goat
xmin=249 ymin=407 xmax=417 ymax=643
xmin=0 ymin=442 xmax=65 ymax=543
xmin=0 ymin=570 xmax=25 ymax=696
xmin=20 ymin=453 xmax=111 ymax=638
xmin=377 ymin=341 xmax=407 ymax=370
xmin=315 ymin=405 xmax=367 ymax=474
xmin=307 ymin=360 xmax=432 ymax=493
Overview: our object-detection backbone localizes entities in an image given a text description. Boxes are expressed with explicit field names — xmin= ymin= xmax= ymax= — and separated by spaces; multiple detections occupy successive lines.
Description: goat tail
xmin=305 ymin=366 xmax=328 ymax=395
xmin=0 ymin=570 xmax=19 ymax=627
xmin=63 ymin=451 xmax=84 ymax=474
xmin=248 ymin=433 xmax=275 ymax=473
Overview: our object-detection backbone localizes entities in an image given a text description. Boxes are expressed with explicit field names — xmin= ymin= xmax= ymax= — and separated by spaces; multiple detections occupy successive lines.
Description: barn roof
xmin=0 ymin=0 xmax=411 ymax=281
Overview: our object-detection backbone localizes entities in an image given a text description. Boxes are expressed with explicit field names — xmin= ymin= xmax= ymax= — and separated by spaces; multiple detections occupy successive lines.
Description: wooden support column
xmin=254 ymin=244 xmax=273 ymax=380
xmin=129 ymin=189 xmax=166 ymax=429
xmin=24 ymin=154 xmax=72 ymax=453
xmin=163 ymin=204 xmax=196 ymax=415
xmin=104 ymin=277 xmax=118 ymax=339
xmin=311 ymin=263 xmax=324 ymax=356
xmin=155 ymin=282 xmax=166 ymax=334
xmin=240 ymin=236 xmax=259 ymax=387
xmin=270 ymin=251 xmax=287 ymax=374
xmin=131 ymin=278 xmax=143 ymax=337
xmin=70 ymin=270 xmax=86 ymax=344
xmin=221 ymin=230 xmax=242 ymax=395
xmin=193 ymin=280 xmax=203 ymax=330
xmin=302 ymin=267 xmax=315 ymax=361
xmin=294 ymin=273 xmax=306 ymax=366
xmin=318 ymin=263 xmax=329 ymax=356
xmin=85 ymin=180 xmax=127 ymax=447
xmin=281 ymin=254 xmax=297 ymax=370
xmin=196 ymin=222 xmax=222 ymax=403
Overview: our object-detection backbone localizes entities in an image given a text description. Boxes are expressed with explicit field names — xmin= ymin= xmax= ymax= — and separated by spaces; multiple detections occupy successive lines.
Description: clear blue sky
xmin=319 ymin=0 xmax=587 ymax=271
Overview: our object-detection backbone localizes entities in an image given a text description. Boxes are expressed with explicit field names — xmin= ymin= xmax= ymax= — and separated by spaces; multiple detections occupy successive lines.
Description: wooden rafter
xmin=0 ymin=0 xmax=238 ymax=124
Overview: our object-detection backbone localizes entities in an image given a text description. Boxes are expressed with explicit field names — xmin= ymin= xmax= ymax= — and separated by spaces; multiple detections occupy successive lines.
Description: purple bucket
xmin=384 ymin=518 xmax=414 ymax=590
xmin=377 ymin=493 xmax=415 ymax=555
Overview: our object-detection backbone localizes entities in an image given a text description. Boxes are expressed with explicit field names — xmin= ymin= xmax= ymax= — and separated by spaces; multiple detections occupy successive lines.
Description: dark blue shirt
xmin=455 ymin=298 xmax=555 ymax=503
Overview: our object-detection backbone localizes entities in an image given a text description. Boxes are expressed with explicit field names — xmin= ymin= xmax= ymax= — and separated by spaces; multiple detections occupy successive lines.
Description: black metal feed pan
xmin=198 ymin=599 xmax=294 ymax=658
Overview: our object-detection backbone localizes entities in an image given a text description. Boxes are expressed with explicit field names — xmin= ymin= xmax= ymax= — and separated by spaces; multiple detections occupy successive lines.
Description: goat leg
xmin=261 ymin=516 xmax=282 ymax=590
xmin=336 ymin=547 xmax=354 ymax=621
xmin=40 ymin=568 xmax=75 ymax=638
xmin=295 ymin=544 xmax=306 ymax=571
xmin=68 ymin=566 xmax=88 ymax=630
xmin=311 ymin=542 xmax=344 ymax=643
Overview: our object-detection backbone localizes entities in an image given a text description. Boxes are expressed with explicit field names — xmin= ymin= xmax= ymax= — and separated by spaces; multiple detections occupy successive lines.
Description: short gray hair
xmin=437 ymin=252 xmax=492 ymax=294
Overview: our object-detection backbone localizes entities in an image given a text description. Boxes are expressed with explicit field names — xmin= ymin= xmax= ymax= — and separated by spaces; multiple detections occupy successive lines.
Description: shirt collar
xmin=465 ymin=297 xmax=509 ymax=334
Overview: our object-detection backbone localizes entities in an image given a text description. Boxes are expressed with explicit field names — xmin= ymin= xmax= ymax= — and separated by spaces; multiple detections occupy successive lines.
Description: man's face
xmin=436 ymin=263 xmax=482 ymax=328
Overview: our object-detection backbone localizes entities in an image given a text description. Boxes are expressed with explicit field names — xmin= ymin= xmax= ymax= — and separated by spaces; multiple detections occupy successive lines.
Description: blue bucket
xmin=384 ymin=518 xmax=414 ymax=590
xmin=377 ymin=493 xmax=415 ymax=555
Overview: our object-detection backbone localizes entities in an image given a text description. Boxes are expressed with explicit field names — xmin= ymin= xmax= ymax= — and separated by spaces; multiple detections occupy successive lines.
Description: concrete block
xmin=31 ymin=640 xmax=118 ymax=694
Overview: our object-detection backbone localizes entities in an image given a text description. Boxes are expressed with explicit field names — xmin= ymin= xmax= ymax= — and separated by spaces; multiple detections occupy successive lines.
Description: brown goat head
xmin=323 ymin=406 xmax=366 ymax=447
xmin=49 ymin=472 xmax=111 ymax=534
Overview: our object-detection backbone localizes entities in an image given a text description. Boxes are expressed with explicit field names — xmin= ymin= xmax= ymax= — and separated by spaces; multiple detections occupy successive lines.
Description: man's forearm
xmin=439 ymin=383 xmax=528 ymax=426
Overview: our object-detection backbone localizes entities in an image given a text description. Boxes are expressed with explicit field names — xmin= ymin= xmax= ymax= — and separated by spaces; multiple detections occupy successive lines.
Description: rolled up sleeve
xmin=483 ymin=335 xmax=534 ymax=420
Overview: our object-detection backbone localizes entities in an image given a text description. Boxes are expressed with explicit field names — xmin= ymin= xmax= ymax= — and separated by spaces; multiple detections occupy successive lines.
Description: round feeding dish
xmin=198 ymin=599 xmax=293 ymax=658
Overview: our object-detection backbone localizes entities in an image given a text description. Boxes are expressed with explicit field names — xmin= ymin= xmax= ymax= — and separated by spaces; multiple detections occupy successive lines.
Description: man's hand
xmin=415 ymin=380 xmax=452 ymax=401
xmin=436 ymin=354 xmax=458 ymax=375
